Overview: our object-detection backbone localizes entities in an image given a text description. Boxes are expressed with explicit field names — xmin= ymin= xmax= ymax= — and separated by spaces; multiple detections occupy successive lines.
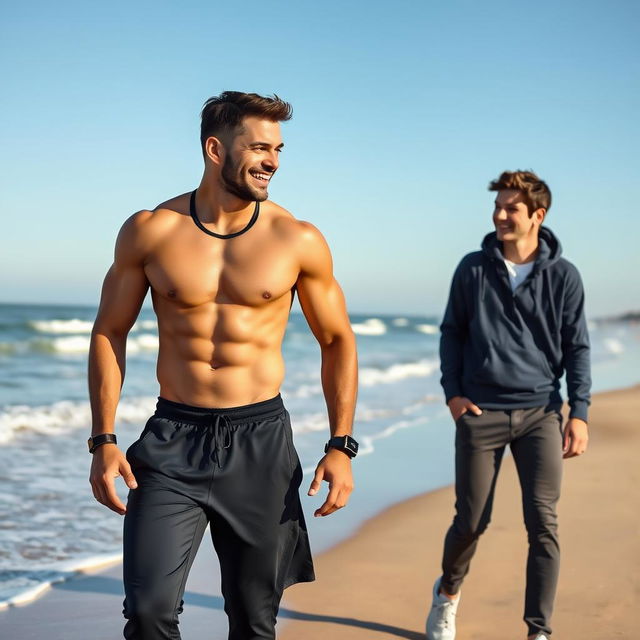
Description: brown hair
xmin=488 ymin=170 xmax=552 ymax=216
xmin=200 ymin=91 xmax=292 ymax=150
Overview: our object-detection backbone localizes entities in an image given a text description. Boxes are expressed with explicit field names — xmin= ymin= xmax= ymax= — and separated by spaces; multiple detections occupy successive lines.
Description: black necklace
xmin=189 ymin=190 xmax=260 ymax=239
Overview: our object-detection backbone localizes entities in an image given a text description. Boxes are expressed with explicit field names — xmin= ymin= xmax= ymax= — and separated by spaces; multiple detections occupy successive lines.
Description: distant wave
xmin=604 ymin=338 xmax=624 ymax=355
xmin=0 ymin=397 xmax=157 ymax=445
xmin=34 ymin=336 xmax=92 ymax=353
xmin=351 ymin=318 xmax=387 ymax=336
xmin=285 ymin=358 xmax=440 ymax=400
xmin=288 ymin=402 xmax=433 ymax=436
xmin=0 ymin=396 xmax=364 ymax=444
xmin=392 ymin=318 xmax=409 ymax=327
xmin=363 ymin=414 xmax=429 ymax=446
xmin=129 ymin=334 xmax=160 ymax=352
xmin=28 ymin=334 xmax=159 ymax=355
xmin=29 ymin=319 xmax=94 ymax=334
xmin=359 ymin=358 xmax=439 ymax=386
xmin=300 ymin=414 xmax=429 ymax=474
xmin=287 ymin=383 xmax=323 ymax=399
xmin=27 ymin=318 xmax=157 ymax=335
xmin=416 ymin=323 xmax=439 ymax=335
xmin=0 ymin=375 xmax=440 ymax=445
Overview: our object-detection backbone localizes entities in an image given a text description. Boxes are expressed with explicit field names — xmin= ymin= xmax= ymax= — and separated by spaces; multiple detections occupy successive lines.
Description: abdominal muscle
xmin=152 ymin=296 xmax=289 ymax=408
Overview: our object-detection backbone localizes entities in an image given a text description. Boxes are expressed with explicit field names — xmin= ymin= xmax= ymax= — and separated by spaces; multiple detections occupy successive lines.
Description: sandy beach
xmin=1 ymin=386 xmax=638 ymax=639
xmin=279 ymin=385 xmax=640 ymax=639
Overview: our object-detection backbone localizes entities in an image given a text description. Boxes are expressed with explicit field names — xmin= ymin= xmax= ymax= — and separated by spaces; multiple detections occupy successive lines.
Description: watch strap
xmin=88 ymin=433 xmax=118 ymax=453
xmin=324 ymin=435 xmax=359 ymax=458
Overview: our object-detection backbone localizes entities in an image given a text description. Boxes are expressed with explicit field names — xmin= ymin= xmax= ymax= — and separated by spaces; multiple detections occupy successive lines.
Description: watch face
xmin=345 ymin=437 xmax=359 ymax=455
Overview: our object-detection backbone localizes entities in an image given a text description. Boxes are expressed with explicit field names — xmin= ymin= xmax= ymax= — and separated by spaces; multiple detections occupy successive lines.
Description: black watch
xmin=324 ymin=435 xmax=359 ymax=458
xmin=88 ymin=433 xmax=118 ymax=453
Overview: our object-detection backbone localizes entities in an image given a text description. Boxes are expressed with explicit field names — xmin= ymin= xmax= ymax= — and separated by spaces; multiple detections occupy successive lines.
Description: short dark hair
xmin=488 ymin=170 xmax=552 ymax=216
xmin=200 ymin=91 xmax=292 ymax=150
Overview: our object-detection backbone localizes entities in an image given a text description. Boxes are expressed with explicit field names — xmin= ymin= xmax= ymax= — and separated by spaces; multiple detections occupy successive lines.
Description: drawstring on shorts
xmin=211 ymin=414 xmax=233 ymax=468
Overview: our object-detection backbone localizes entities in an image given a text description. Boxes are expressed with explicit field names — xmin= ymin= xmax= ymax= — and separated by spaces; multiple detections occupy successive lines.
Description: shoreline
xmin=0 ymin=553 xmax=123 ymax=611
xmin=1 ymin=385 xmax=638 ymax=639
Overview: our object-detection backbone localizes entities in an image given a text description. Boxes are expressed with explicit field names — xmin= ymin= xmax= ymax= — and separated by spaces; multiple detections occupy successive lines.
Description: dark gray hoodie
xmin=439 ymin=226 xmax=591 ymax=421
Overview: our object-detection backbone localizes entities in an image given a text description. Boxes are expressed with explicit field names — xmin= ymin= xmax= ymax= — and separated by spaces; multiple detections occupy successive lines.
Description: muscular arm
xmin=88 ymin=212 xmax=152 ymax=513
xmin=294 ymin=223 xmax=357 ymax=516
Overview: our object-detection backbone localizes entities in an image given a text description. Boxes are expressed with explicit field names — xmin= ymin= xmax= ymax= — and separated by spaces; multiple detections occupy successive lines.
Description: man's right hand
xmin=89 ymin=444 xmax=138 ymax=515
xmin=447 ymin=396 xmax=482 ymax=421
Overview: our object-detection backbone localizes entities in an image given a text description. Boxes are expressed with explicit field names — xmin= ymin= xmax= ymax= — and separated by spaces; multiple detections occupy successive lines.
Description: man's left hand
xmin=563 ymin=418 xmax=589 ymax=459
xmin=308 ymin=449 xmax=354 ymax=517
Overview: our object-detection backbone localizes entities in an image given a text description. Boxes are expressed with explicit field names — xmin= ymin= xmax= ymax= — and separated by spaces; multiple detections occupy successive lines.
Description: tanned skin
xmin=89 ymin=116 xmax=357 ymax=519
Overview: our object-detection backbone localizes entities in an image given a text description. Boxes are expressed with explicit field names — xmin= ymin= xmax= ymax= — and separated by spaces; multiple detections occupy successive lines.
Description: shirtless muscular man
xmin=88 ymin=91 xmax=358 ymax=640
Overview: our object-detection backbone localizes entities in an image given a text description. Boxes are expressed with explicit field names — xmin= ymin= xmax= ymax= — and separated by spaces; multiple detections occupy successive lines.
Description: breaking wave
xmin=0 ymin=397 xmax=157 ymax=445
xmin=351 ymin=318 xmax=387 ymax=336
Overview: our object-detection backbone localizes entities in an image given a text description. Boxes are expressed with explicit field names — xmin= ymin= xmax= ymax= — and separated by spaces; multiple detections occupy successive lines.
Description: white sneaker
xmin=531 ymin=635 xmax=550 ymax=640
xmin=426 ymin=577 xmax=460 ymax=640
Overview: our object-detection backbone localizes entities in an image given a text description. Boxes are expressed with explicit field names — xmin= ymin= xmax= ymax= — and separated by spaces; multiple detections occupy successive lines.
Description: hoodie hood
xmin=481 ymin=225 xmax=562 ymax=272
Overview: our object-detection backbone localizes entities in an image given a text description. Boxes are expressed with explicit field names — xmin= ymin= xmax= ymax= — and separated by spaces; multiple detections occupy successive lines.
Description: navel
xmin=168 ymin=289 xmax=177 ymax=299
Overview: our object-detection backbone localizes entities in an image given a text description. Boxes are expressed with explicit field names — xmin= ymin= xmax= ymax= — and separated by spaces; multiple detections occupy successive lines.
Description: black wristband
xmin=88 ymin=433 xmax=117 ymax=454
xmin=324 ymin=435 xmax=359 ymax=458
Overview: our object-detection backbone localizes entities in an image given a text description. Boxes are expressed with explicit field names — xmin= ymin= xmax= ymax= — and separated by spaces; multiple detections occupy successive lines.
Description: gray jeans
xmin=440 ymin=405 xmax=563 ymax=637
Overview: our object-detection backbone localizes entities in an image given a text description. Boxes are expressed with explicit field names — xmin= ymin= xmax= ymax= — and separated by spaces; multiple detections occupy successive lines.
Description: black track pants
xmin=122 ymin=395 xmax=315 ymax=640
xmin=440 ymin=405 xmax=563 ymax=638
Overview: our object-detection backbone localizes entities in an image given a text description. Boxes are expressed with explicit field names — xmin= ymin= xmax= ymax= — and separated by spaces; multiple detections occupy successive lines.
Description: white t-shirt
xmin=504 ymin=259 xmax=535 ymax=292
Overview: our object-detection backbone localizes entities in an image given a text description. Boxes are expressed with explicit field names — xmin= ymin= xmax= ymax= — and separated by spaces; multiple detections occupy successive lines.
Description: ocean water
xmin=0 ymin=302 xmax=638 ymax=607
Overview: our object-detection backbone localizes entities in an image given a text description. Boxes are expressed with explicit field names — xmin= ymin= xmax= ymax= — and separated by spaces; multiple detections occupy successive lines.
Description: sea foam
xmin=416 ymin=323 xmax=439 ymax=335
xmin=286 ymin=358 xmax=440 ymax=400
xmin=359 ymin=359 xmax=439 ymax=386
xmin=29 ymin=334 xmax=159 ymax=355
xmin=604 ymin=338 xmax=624 ymax=355
xmin=351 ymin=318 xmax=387 ymax=336
xmin=29 ymin=319 xmax=94 ymax=334
xmin=0 ymin=553 xmax=122 ymax=610
xmin=0 ymin=397 xmax=157 ymax=445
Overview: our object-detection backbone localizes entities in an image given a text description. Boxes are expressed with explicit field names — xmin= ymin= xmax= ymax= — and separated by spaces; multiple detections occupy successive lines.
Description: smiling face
xmin=219 ymin=117 xmax=284 ymax=202
xmin=493 ymin=189 xmax=544 ymax=243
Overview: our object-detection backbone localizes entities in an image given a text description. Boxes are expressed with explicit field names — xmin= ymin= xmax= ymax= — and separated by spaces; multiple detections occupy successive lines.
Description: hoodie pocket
xmin=469 ymin=342 xmax=554 ymax=392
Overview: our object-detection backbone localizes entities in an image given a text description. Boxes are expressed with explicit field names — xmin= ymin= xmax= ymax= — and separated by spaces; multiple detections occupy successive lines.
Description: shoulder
xmin=115 ymin=193 xmax=189 ymax=261
xmin=263 ymin=201 xmax=330 ymax=250
xmin=261 ymin=201 xmax=332 ymax=275
xmin=549 ymin=257 xmax=584 ymax=282
xmin=548 ymin=258 xmax=585 ymax=296
xmin=456 ymin=250 xmax=485 ymax=273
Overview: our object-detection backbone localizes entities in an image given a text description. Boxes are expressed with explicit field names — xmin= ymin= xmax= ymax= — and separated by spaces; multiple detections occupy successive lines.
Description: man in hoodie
xmin=426 ymin=170 xmax=590 ymax=640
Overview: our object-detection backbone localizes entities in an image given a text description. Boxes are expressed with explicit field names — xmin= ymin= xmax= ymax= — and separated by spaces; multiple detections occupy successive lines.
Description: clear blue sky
xmin=1 ymin=0 xmax=638 ymax=316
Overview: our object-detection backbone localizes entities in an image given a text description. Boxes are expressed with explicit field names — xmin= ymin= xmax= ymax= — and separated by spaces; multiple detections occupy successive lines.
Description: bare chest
xmin=145 ymin=224 xmax=299 ymax=307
